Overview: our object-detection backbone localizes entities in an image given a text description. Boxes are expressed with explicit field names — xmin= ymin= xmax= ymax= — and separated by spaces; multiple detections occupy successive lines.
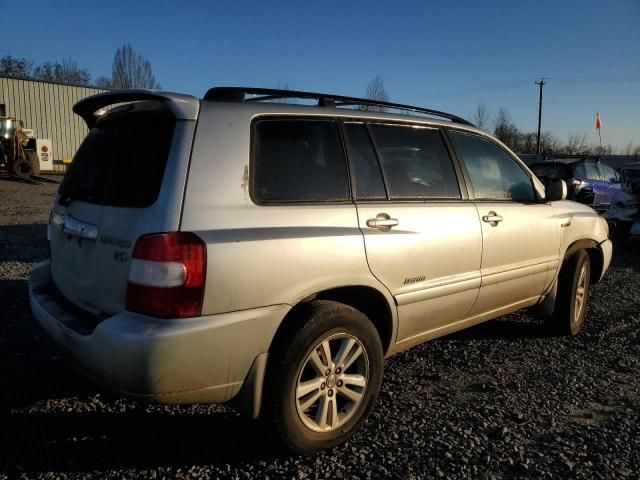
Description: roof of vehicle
xmin=203 ymin=86 xmax=475 ymax=127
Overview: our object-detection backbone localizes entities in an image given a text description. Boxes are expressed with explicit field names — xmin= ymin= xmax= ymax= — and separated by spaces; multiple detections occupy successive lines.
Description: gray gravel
xmin=1 ymin=178 xmax=639 ymax=480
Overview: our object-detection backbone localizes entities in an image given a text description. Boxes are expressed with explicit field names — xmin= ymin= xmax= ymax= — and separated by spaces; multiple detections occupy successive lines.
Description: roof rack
xmin=203 ymin=87 xmax=475 ymax=127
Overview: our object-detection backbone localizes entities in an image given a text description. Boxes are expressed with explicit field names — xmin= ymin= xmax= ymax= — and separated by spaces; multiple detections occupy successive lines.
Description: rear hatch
xmin=48 ymin=91 xmax=199 ymax=316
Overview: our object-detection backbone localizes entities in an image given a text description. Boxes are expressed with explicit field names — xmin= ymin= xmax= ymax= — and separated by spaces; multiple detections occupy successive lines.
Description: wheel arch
xmin=563 ymin=239 xmax=604 ymax=285
xmin=269 ymin=285 xmax=396 ymax=357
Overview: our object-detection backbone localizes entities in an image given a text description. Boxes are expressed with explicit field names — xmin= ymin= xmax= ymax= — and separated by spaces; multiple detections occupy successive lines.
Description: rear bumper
xmin=29 ymin=260 xmax=288 ymax=404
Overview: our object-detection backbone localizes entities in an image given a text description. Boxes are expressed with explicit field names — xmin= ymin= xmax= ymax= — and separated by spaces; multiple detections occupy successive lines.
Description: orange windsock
xmin=593 ymin=113 xmax=602 ymax=131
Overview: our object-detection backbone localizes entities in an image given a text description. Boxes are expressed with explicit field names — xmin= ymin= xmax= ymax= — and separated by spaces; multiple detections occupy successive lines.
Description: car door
xmin=448 ymin=130 xmax=560 ymax=317
xmin=343 ymin=121 xmax=482 ymax=343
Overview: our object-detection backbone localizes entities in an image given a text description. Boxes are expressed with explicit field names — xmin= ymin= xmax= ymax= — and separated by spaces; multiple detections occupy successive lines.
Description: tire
xmin=547 ymin=249 xmax=591 ymax=336
xmin=10 ymin=158 xmax=33 ymax=178
xmin=263 ymin=300 xmax=383 ymax=453
xmin=25 ymin=150 xmax=40 ymax=176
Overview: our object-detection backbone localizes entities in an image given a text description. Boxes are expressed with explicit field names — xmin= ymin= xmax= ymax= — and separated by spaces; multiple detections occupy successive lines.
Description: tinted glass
xmin=451 ymin=131 xmax=535 ymax=202
xmin=369 ymin=124 xmax=460 ymax=199
xmin=253 ymin=119 xmax=349 ymax=202
xmin=344 ymin=123 xmax=386 ymax=199
xmin=601 ymin=164 xmax=619 ymax=182
xmin=58 ymin=110 xmax=176 ymax=208
xmin=573 ymin=163 xmax=586 ymax=179
xmin=584 ymin=162 xmax=601 ymax=180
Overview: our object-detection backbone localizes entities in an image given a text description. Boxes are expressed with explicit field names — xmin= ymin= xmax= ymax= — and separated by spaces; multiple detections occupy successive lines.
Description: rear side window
xmin=253 ymin=119 xmax=350 ymax=202
xmin=368 ymin=124 xmax=461 ymax=199
xmin=59 ymin=110 xmax=176 ymax=207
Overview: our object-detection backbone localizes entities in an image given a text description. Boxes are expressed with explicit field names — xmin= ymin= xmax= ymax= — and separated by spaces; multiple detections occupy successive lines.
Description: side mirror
xmin=546 ymin=179 xmax=567 ymax=201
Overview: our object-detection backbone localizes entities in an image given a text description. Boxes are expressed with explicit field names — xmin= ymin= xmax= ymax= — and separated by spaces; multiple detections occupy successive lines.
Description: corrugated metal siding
xmin=0 ymin=77 xmax=105 ymax=171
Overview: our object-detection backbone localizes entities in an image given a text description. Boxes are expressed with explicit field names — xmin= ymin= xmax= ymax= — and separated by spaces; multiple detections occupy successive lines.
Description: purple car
xmin=530 ymin=157 xmax=621 ymax=211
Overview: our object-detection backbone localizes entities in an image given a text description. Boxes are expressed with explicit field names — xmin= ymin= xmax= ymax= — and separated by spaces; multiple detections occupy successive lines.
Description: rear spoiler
xmin=73 ymin=90 xmax=200 ymax=128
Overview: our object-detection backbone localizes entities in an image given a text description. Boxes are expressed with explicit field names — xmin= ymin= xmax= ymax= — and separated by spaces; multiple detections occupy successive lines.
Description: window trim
xmin=343 ymin=120 xmax=467 ymax=202
xmin=445 ymin=128 xmax=541 ymax=204
xmin=249 ymin=115 xmax=354 ymax=206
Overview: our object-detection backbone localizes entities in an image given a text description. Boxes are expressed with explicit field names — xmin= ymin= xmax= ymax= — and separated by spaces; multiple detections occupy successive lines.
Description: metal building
xmin=0 ymin=76 xmax=104 ymax=172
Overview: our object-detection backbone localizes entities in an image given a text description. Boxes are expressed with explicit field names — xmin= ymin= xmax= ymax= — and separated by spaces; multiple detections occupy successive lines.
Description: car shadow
xmin=1 ymin=409 xmax=284 ymax=474
xmin=444 ymin=314 xmax=551 ymax=342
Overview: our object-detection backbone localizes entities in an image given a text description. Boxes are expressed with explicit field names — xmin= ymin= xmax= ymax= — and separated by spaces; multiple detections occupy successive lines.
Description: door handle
xmin=482 ymin=211 xmax=503 ymax=226
xmin=366 ymin=213 xmax=399 ymax=231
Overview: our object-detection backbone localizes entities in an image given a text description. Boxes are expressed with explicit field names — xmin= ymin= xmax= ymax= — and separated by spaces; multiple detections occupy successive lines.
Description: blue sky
xmin=2 ymin=0 xmax=639 ymax=149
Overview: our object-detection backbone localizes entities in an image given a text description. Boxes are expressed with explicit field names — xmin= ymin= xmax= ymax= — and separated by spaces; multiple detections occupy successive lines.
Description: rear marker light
xmin=126 ymin=232 xmax=206 ymax=318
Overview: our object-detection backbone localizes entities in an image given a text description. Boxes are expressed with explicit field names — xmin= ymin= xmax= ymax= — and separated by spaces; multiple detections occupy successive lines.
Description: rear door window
xmin=58 ymin=110 xmax=176 ymax=208
xmin=253 ymin=119 xmax=350 ymax=202
xmin=368 ymin=124 xmax=461 ymax=199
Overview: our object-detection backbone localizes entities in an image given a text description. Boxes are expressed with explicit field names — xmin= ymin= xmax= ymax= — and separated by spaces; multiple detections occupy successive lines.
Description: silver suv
xmin=30 ymin=87 xmax=612 ymax=453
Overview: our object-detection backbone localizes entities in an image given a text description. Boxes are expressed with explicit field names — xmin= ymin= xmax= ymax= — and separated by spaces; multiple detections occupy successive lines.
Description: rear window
xmin=58 ymin=110 xmax=176 ymax=207
xmin=252 ymin=119 xmax=350 ymax=203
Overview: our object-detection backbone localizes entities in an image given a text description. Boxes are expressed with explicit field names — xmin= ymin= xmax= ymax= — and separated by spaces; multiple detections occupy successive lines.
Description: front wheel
xmin=263 ymin=300 xmax=383 ymax=453
xmin=547 ymin=249 xmax=591 ymax=336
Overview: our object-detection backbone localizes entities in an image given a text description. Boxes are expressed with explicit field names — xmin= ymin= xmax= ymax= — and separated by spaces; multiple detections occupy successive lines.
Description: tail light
xmin=126 ymin=232 xmax=206 ymax=318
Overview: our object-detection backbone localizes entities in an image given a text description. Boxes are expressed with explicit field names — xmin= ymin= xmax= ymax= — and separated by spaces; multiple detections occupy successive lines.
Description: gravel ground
xmin=1 ymin=178 xmax=639 ymax=480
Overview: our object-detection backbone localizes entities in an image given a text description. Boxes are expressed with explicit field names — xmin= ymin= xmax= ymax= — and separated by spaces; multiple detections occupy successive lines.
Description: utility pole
xmin=535 ymin=78 xmax=545 ymax=158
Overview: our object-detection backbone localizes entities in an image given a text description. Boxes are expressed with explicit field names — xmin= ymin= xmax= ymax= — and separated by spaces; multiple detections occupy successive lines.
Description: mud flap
xmin=230 ymin=352 xmax=269 ymax=419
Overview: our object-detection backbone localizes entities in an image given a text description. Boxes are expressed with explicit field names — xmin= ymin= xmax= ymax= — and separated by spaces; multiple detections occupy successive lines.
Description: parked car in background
xmin=530 ymin=156 xmax=622 ymax=212
xmin=606 ymin=165 xmax=640 ymax=240
xmin=30 ymin=87 xmax=612 ymax=454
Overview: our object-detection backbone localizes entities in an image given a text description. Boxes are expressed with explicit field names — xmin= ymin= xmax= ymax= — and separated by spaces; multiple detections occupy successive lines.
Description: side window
xmin=584 ymin=163 xmax=602 ymax=181
xmin=343 ymin=123 xmax=386 ymax=200
xmin=601 ymin=164 xmax=619 ymax=183
xmin=368 ymin=124 xmax=461 ymax=199
xmin=253 ymin=119 xmax=350 ymax=202
xmin=573 ymin=163 xmax=586 ymax=179
xmin=450 ymin=131 xmax=535 ymax=202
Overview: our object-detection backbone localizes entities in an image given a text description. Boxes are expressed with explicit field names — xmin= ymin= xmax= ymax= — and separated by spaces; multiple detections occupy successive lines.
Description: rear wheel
xmin=10 ymin=158 xmax=33 ymax=178
xmin=263 ymin=300 xmax=383 ymax=453
xmin=547 ymin=249 xmax=591 ymax=335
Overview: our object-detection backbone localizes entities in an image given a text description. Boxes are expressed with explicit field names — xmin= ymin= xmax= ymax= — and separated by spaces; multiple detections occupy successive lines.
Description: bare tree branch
xmin=472 ymin=103 xmax=490 ymax=131
xmin=111 ymin=43 xmax=161 ymax=90
xmin=364 ymin=75 xmax=389 ymax=111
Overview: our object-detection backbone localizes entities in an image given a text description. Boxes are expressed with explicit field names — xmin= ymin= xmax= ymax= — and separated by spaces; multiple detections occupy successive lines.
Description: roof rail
xmin=203 ymin=87 xmax=475 ymax=127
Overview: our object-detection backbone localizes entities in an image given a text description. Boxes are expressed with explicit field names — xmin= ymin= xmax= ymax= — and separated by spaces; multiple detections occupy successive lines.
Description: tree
xmin=0 ymin=54 xmax=33 ymax=78
xmin=364 ymin=75 xmax=389 ymax=111
xmin=33 ymin=58 xmax=90 ymax=85
xmin=110 ymin=43 xmax=161 ymax=90
xmin=561 ymin=134 xmax=588 ymax=155
xmin=472 ymin=103 xmax=490 ymax=131
xmin=94 ymin=76 xmax=114 ymax=89
xmin=492 ymin=108 xmax=520 ymax=151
